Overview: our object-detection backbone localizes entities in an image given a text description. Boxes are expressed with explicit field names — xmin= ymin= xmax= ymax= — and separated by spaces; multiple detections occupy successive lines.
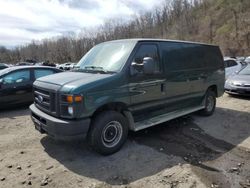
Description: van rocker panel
xmin=30 ymin=104 xmax=90 ymax=137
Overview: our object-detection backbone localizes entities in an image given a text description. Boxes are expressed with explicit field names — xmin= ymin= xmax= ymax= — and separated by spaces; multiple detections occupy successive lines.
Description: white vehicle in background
xmin=236 ymin=56 xmax=245 ymax=63
xmin=245 ymin=56 xmax=250 ymax=64
xmin=56 ymin=64 xmax=64 ymax=70
xmin=57 ymin=62 xmax=77 ymax=70
xmin=57 ymin=63 xmax=71 ymax=70
xmin=224 ymin=58 xmax=242 ymax=80
xmin=69 ymin=63 xmax=77 ymax=70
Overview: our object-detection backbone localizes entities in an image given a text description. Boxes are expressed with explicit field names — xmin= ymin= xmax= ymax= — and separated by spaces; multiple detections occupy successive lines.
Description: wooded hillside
xmin=0 ymin=0 xmax=249 ymax=64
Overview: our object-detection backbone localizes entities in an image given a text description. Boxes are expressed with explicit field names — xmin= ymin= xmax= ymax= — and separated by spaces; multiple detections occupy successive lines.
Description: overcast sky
xmin=0 ymin=0 xmax=165 ymax=48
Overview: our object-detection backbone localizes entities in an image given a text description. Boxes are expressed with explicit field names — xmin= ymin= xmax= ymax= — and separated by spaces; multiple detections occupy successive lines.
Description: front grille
xmin=34 ymin=87 xmax=57 ymax=115
xmin=242 ymin=84 xmax=250 ymax=88
xmin=226 ymin=89 xmax=250 ymax=94
xmin=234 ymin=83 xmax=250 ymax=87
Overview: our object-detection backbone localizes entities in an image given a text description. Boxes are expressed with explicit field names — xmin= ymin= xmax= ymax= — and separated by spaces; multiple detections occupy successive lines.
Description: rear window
xmin=224 ymin=60 xmax=237 ymax=68
xmin=34 ymin=69 xmax=54 ymax=79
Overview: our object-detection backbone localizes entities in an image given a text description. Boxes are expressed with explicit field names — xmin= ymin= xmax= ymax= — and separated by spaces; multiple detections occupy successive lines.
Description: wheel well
xmin=208 ymin=85 xmax=218 ymax=97
xmin=92 ymin=102 xmax=128 ymax=119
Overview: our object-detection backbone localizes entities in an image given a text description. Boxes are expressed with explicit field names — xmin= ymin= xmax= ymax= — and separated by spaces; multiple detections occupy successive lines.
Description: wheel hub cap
xmin=102 ymin=121 xmax=123 ymax=148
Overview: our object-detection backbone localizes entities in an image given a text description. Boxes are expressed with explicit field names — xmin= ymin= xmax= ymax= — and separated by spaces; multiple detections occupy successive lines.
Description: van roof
xmin=106 ymin=38 xmax=218 ymax=47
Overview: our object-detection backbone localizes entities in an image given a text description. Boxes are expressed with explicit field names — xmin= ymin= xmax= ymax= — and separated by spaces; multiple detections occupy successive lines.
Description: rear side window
xmin=161 ymin=42 xmax=205 ymax=71
xmin=2 ymin=70 xmax=30 ymax=84
xmin=162 ymin=42 xmax=223 ymax=71
xmin=225 ymin=60 xmax=237 ymax=67
xmin=34 ymin=69 xmax=54 ymax=79
xmin=133 ymin=44 xmax=160 ymax=71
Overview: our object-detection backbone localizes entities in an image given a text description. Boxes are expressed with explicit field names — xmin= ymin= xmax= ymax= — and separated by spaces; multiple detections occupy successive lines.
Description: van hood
xmin=35 ymin=71 xmax=113 ymax=88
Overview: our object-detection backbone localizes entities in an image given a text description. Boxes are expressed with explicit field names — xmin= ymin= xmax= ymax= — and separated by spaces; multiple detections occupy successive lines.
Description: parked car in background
xmin=236 ymin=57 xmax=248 ymax=69
xmin=0 ymin=63 xmax=8 ymax=70
xmin=0 ymin=66 xmax=62 ymax=109
xmin=245 ymin=56 xmax=250 ymax=64
xmin=56 ymin=64 xmax=63 ymax=70
xmin=16 ymin=62 xmax=34 ymax=66
xmin=57 ymin=63 xmax=69 ymax=70
xmin=57 ymin=62 xmax=76 ymax=70
xmin=236 ymin=56 xmax=245 ymax=63
xmin=63 ymin=62 xmax=74 ymax=70
xmin=225 ymin=64 xmax=250 ymax=96
xmin=42 ymin=61 xmax=56 ymax=67
xmin=69 ymin=63 xmax=77 ymax=70
xmin=224 ymin=58 xmax=242 ymax=79
xmin=235 ymin=57 xmax=247 ymax=66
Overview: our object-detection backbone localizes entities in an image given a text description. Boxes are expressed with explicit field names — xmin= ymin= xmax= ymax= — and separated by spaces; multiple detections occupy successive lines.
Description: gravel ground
xmin=0 ymin=94 xmax=250 ymax=188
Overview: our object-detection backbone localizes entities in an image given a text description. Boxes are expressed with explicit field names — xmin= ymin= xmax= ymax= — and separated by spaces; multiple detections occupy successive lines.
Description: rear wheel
xmin=87 ymin=111 xmax=128 ymax=155
xmin=199 ymin=90 xmax=216 ymax=116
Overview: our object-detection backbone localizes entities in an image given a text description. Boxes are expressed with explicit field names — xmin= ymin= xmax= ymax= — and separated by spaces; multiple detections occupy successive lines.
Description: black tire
xmin=199 ymin=90 xmax=216 ymax=116
xmin=87 ymin=111 xmax=128 ymax=155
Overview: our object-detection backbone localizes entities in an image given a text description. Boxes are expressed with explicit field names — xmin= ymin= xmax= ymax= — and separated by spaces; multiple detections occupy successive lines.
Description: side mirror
xmin=143 ymin=57 xmax=156 ymax=75
xmin=130 ymin=62 xmax=143 ymax=76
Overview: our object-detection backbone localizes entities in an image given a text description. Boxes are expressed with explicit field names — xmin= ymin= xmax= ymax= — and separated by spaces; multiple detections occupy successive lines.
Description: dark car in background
xmin=0 ymin=63 xmax=8 ymax=70
xmin=0 ymin=66 xmax=62 ymax=109
xmin=225 ymin=64 xmax=250 ymax=96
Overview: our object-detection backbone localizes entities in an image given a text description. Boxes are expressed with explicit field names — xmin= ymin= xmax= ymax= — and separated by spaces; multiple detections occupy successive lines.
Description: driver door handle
xmin=161 ymin=83 xmax=166 ymax=93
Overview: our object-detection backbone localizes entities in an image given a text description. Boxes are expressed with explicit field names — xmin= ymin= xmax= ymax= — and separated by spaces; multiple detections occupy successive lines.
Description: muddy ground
xmin=0 ymin=94 xmax=250 ymax=188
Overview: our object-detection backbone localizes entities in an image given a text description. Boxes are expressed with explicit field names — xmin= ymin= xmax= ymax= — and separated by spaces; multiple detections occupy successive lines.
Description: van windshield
xmin=76 ymin=41 xmax=136 ymax=73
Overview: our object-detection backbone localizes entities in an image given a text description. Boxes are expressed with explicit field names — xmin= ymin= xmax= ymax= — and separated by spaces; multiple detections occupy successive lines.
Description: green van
xmin=30 ymin=39 xmax=225 ymax=155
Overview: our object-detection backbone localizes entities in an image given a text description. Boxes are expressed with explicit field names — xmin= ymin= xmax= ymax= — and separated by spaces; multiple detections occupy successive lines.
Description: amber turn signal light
xmin=74 ymin=96 xmax=83 ymax=102
xmin=66 ymin=95 xmax=83 ymax=103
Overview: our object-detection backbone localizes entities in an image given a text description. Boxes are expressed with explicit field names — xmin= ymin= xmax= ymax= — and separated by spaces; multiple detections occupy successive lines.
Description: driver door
xmin=128 ymin=43 xmax=166 ymax=115
xmin=0 ymin=69 xmax=32 ymax=107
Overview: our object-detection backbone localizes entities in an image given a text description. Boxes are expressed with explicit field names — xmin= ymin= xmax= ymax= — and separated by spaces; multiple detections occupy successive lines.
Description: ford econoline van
xmin=30 ymin=39 xmax=225 ymax=155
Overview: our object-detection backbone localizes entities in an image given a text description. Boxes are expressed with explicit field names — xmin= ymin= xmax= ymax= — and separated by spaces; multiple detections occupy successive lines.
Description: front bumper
xmin=30 ymin=104 xmax=90 ymax=137
xmin=225 ymin=84 xmax=250 ymax=96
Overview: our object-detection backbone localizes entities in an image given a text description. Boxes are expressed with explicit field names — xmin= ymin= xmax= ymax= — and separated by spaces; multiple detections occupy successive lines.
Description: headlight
xmin=226 ymin=80 xmax=233 ymax=85
xmin=68 ymin=106 xmax=74 ymax=115
xmin=60 ymin=94 xmax=83 ymax=118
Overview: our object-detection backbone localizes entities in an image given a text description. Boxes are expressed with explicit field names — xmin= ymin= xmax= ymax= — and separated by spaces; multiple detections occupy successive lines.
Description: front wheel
xmin=87 ymin=111 xmax=128 ymax=155
xmin=199 ymin=90 xmax=216 ymax=116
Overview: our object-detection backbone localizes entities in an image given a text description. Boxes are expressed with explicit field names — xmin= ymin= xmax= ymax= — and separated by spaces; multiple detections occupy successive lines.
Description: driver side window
xmin=3 ymin=70 xmax=30 ymax=85
xmin=133 ymin=44 xmax=160 ymax=72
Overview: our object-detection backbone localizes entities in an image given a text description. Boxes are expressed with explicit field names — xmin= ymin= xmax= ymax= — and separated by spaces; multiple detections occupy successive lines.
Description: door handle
xmin=161 ymin=83 xmax=166 ymax=93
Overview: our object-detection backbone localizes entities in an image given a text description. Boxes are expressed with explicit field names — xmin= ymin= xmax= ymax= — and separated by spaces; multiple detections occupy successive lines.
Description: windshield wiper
xmin=84 ymin=66 xmax=104 ymax=70
xmin=82 ymin=66 xmax=116 ymax=74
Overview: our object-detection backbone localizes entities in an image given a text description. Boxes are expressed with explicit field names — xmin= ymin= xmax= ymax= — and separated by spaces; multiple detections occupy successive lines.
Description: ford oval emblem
xmin=38 ymin=95 xmax=43 ymax=103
